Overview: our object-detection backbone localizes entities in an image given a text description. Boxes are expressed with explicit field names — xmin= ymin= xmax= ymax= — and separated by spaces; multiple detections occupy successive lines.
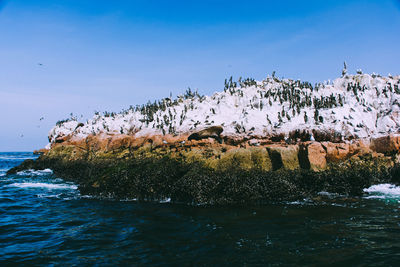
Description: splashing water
xmin=363 ymin=183 xmax=400 ymax=201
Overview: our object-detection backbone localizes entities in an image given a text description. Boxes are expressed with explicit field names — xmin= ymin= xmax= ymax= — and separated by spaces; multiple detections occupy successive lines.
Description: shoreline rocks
xmin=10 ymin=130 xmax=400 ymax=204
xmin=38 ymin=130 xmax=400 ymax=172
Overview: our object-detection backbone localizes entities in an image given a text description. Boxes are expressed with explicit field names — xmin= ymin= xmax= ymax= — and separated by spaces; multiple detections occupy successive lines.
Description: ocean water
xmin=1 ymin=152 xmax=400 ymax=266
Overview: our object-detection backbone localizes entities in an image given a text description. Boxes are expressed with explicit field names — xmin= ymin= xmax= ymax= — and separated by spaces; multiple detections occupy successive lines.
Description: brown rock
xmin=371 ymin=152 xmax=385 ymax=158
xmin=223 ymin=136 xmax=245 ymax=146
xmin=131 ymin=136 xmax=147 ymax=148
xmin=370 ymin=135 xmax=400 ymax=154
xmin=322 ymin=142 xmax=350 ymax=162
xmin=107 ymin=135 xmax=133 ymax=151
xmin=163 ymin=134 xmax=187 ymax=144
xmin=307 ymin=142 xmax=327 ymax=171
xmin=151 ymin=135 xmax=164 ymax=147
xmin=349 ymin=140 xmax=371 ymax=156
xmin=312 ymin=129 xmax=342 ymax=143
xmin=267 ymin=145 xmax=299 ymax=170
xmin=83 ymin=135 xmax=102 ymax=152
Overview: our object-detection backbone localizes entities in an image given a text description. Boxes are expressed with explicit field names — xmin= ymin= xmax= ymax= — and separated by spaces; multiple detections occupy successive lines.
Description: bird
xmin=162 ymin=140 xmax=168 ymax=144
xmin=39 ymin=117 xmax=44 ymax=121
xmin=38 ymin=63 xmax=43 ymax=66
xmin=20 ymin=134 xmax=24 ymax=138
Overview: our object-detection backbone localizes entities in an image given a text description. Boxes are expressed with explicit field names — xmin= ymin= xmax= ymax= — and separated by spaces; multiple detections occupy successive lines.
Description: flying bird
xmin=39 ymin=117 xmax=44 ymax=121
xmin=38 ymin=63 xmax=43 ymax=66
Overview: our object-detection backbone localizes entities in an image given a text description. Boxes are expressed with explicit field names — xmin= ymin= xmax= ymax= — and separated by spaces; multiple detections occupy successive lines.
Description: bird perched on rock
xmin=162 ymin=140 xmax=168 ymax=144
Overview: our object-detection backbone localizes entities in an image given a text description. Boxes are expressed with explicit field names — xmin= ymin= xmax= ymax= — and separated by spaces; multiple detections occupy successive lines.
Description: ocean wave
xmin=0 ymin=156 xmax=37 ymax=160
xmin=119 ymin=197 xmax=138 ymax=202
xmin=363 ymin=184 xmax=400 ymax=199
xmin=286 ymin=198 xmax=314 ymax=205
xmin=16 ymin=169 xmax=53 ymax=176
xmin=36 ymin=193 xmax=79 ymax=200
xmin=37 ymin=193 xmax=63 ymax=199
xmin=317 ymin=191 xmax=343 ymax=198
xmin=6 ymin=182 xmax=77 ymax=190
xmin=159 ymin=197 xmax=171 ymax=203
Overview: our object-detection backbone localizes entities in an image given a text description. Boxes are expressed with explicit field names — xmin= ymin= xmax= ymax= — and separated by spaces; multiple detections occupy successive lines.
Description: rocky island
xmin=10 ymin=69 xmax=400 ymax=204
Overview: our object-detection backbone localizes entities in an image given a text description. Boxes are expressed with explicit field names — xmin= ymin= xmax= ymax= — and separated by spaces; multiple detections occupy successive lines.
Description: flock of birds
xmin=20 ymin=116 xmax=45 ymax=138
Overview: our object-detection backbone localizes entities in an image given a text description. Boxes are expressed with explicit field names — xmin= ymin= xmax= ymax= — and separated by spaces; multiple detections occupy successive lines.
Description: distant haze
xmin=0 ymin=0 xmax=399 ymax=151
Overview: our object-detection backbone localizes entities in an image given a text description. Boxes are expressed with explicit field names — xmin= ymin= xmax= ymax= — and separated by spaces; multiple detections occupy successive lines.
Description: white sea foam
xmin=16 ymin=169 xmax=53 ymax=176
xmin=317 ymin=191 xmax=342 ymax=197
xmin=159 ymin=197 xmax=171 ymax=203
xmin=286 ymin=198 xmax=314 ymax=205
xmin=363 ymin=195 xmax=387 ymax=199
xmin=36 ymin=193 xmax=79 ymax=200
xmin=37 ymin=193 xmax=62 ymax=199
xmin=6 ymin=182 xmax=77 ymax=190
xmin=0 ymin=156 xmax=37 ymax=160
xmin=119 ymin=197 xmax=138 ymax=202
xmin=363 ymin=184 xmax=400 ymax=199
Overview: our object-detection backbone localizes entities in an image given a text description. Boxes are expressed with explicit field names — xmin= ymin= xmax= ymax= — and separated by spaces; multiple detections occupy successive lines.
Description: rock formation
xmin=11 ymin=71 xmax=400 ymax=203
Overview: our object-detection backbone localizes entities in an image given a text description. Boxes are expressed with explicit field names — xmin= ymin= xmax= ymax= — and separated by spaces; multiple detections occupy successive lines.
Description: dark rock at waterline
xmin=10 ymin=155 xmax=397 ymax=205
xmin=6 ymin=157 xmax=57 ymax=175
xmin=6 ymin=159 xmax=37 ymax=175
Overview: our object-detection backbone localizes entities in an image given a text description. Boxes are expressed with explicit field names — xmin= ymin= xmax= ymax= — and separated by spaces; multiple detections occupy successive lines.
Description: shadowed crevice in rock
xmin=298 ymin=144 xmax=311 ymax=170
xmin=267 ymin=148 xmax=283 ymax=171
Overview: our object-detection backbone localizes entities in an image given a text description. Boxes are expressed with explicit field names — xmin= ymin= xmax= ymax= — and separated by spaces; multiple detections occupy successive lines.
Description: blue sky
xmin=0 ymin=0 xmax=399 ymax=151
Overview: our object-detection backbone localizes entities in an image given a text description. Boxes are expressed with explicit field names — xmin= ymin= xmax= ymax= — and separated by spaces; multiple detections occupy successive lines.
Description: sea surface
xmin=1 ymin=152 xmax=400 ymax=266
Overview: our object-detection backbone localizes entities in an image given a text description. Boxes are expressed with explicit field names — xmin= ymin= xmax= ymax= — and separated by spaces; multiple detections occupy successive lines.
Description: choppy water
xmin=1 ymin=152 xmax=400 ymax=266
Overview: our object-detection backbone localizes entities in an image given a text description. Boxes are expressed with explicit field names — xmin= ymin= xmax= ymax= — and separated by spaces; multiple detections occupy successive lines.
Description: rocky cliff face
xmin=38 ymin=129 xmax=400 ymax=173
xmin=25 ymin=131 xmax=399 ymax=204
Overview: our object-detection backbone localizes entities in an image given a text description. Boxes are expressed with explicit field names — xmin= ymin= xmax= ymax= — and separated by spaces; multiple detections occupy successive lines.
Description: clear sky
xmin=0 ymin=0 xmax=399 ymax=151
